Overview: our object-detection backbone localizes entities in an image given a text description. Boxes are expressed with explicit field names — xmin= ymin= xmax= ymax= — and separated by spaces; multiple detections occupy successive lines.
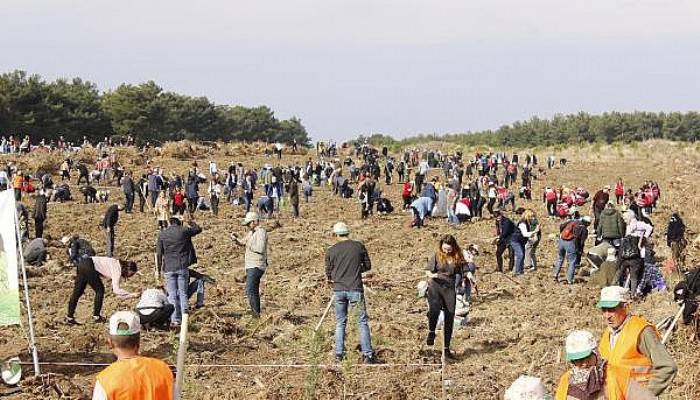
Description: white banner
xmin=0 ymin=189 xmax=20 ymax=325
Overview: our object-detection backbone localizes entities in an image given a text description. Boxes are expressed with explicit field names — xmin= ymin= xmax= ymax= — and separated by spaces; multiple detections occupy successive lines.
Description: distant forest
xmin=0 ymin=70 xmax=310 ymax=145
xmin=357 ymin=111 xmax=700 ymax=148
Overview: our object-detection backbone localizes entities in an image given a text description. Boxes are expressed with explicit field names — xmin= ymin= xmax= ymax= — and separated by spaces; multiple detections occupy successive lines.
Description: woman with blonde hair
xmin=521 ymin=209 xmax=542 ymax=272
xmin=512 ymin=208 xmax=539 ymax=275
xmin=425 ymin=234 xmax=466 ymax=359
xmin=154 ymin=190 xmax=170 ymax=230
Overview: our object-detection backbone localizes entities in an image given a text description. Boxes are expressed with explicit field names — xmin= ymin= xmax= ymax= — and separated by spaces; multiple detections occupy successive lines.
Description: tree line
xmin=357 ymin=111 xmax=700 ymax=149
xmin=0 ymin=70 xmax=310 ymax=145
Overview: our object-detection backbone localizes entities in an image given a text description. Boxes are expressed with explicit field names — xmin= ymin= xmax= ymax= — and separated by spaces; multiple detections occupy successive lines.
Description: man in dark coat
xmin=288 ymin=178 xmax=300 ymax=218
xmin=102 ymin=203 xmax=121 ymax=257
xmin=494 ymin=208 xmax=515 ymax=272
xmin=121 ymin=172 xmax=136 ymax=213
xmin=148 ymin=170 xmax=164 ymax=208
xmin=32 ymin=190 xmax=48 ymax=238
xmin=666 ymin=212 xmax=686 ymax=271
xmin=156 ymin=216 xmax=202 ymax=327
xmin=77 ymin=163 xmax=90 ymax=185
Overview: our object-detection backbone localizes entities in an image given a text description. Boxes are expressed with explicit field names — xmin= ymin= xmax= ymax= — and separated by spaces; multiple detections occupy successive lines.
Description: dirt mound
xmin=160 ymin=140 xmax=214 ymax=159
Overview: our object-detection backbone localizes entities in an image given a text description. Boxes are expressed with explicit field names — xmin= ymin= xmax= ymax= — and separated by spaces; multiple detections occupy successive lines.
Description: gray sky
xmin=2 ymin=0 xmax=700 ymax=141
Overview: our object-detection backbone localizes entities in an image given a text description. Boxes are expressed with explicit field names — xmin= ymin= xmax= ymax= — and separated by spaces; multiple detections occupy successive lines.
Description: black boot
xmin=426 ymin=331 xmax=436 ymax=346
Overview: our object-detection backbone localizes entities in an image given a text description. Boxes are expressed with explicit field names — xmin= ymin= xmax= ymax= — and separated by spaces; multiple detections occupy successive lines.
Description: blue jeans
xmin=243 ymin=193 xmax=252 ymax=213
xmin=553 ymin=239 xmax=578 ymax=283
xmin=246 ymin=267 xmax=265 ymax=314
xmin=124 ymin=193 xmax=134 ymax=212
xmin=511 ymin=240 xmax=525 ymax=274
xmin=165 ymin=270 xmax=189 ymax=323
xmin=333 ymin=290 xmax=373 ymax=357
xmin=150 ymin=190 xmax=160 ymax=208
xmin=447 ymin=207 xmax=459 ymax=225
xmin=188 ymin=277 xmax=205 ymax=308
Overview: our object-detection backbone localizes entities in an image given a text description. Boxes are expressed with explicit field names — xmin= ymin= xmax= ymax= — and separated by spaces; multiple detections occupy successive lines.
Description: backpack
xmin=620 ymin=236 xmax=641 ymax=259
xmin=556 ymin=204 xmax=569 ymax=218
xmin=560 ymin=221 xmax=577 ymax=241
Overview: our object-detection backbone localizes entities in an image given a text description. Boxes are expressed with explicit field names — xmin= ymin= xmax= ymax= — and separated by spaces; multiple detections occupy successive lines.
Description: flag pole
xmin=14 ymin=207 xmax=40 ymax=376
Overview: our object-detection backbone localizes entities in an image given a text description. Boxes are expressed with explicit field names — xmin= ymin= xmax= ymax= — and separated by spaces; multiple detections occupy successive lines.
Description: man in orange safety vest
xmin=596 ymin=286 xmax=676 ymax=399
xmin=92 ymin=311 xmax=173 ymax=400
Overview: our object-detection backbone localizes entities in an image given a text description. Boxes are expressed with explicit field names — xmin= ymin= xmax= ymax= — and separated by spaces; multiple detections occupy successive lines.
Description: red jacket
xmin=615 ymin=182 xmax=624 ymax=196
xmin=173 ymin=192 xmax=185 ymax=206
xmin=402 ymin=182 xmax=413 ymax=197
xmin=592 ymin=190 xmax=609 ymax=210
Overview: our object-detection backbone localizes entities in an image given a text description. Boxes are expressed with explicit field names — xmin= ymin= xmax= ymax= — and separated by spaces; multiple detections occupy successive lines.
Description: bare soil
xmin=1 ymin=140 xmax=699 ymax=399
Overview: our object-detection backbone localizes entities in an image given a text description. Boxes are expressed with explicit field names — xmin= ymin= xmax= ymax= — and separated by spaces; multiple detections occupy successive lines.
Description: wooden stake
xmin=174 ymin=313 xmax=190 ymax=400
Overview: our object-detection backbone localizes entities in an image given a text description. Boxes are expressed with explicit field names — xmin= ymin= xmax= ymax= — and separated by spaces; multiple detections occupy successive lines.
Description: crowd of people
xmin=0 ymin=136 xmax=693 ymax=400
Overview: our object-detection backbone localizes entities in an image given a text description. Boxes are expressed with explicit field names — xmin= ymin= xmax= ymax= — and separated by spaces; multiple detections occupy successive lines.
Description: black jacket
xmin=496 ymin=217 xmax=515 ymax=244
xmin=102 ymin=205 xmax=119 ymax=228
xmin=77 ymin=164 xmax=88 ymax=176
xmin=325 ymin=239 xmax=371 ymax=292
xmin=157 ymin=222 xmax=202 ymax=273
xmin=32 ymin=194 xmax=47 ymax=220
xmin=667 ymin=214 xmax=686 ymax=246
xmin=70 ymin=238 xmax=95 ymax=264
xmin=122 ymin=176 xmax=135 ymax=195
xmin=573 ymin=223 xmax=589 ymax=253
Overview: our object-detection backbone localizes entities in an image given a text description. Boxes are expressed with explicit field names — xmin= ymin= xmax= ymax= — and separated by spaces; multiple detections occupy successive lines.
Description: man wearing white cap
xmin=596 ymin=286 xmax=677 ymax=398
xmin=231 ymin=211 xmax=268 ymax=317
xmin=555 ymin=330 xmax=608 ymax=400
xmin=92 ymin=311 xmax=173 ymax=400
xmin=325 ymin=222 xmax=376 ymax=363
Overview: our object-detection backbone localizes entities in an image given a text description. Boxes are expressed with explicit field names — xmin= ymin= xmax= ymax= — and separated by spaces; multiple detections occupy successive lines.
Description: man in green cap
xmin=596 ymin=286 xmax=676 ymax=398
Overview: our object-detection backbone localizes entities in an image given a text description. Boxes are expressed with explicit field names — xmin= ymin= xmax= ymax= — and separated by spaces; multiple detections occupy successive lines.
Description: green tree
xmin=101 ymin=81 xmax=166 ymax=141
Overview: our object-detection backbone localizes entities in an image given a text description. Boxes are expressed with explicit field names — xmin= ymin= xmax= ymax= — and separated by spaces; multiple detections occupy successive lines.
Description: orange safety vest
xmin=96 ymin=356 xmax=173 ymax=400
xmin=554 ymin=369 xmax=623 ymax=400
xmin=554 ymin=371 xmax=571 ymax=400
xmin=599 ymin=315 xmax=657 ymax=399
xmin=12 ymin=175 xmax=23 ymax=189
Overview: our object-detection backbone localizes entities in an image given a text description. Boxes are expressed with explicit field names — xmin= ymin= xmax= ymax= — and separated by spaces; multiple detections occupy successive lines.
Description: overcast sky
xmin=2 ymin=0 xmax=700 ymax=140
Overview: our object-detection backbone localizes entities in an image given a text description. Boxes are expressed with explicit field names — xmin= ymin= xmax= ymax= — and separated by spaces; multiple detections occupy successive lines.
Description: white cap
xmin=565 ymin=330 xmax=597 ymax=361
xmin=109 ymin=311 xmax=141 ymax=336
xmin=581 ymin=216 xmax=592 ymax=224
xmin=597 ymin=286 xmax=629 ymax=308
xmin=242 ymin=212 xmax=259 ymax=226
xmin=333 ymin=222 xmax=350 ymax=236
xmin=60 ymin=235 xmax=71 ymax=245
xmin=504 ymin=375 xmax=550 ymax=400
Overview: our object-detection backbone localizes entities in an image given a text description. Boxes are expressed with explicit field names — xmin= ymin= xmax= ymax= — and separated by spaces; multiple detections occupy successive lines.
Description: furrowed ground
xmin=1 ymin=140 xmax=699 ymax=399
